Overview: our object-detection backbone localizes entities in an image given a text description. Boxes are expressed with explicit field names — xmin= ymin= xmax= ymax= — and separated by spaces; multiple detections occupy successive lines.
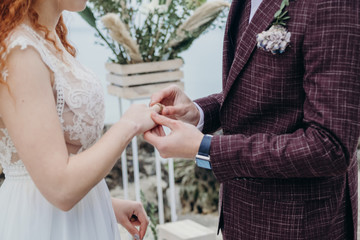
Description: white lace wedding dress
xmin=0 ymin=24 xmax=121 ymax=240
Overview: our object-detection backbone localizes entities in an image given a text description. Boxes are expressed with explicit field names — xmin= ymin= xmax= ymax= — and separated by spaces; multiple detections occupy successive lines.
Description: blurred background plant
xmin=141 ymin=190 xmax=158 ymax=240
xmin=79 ymin=0 xmax=230 ymax=64
xmin=174 ymin=159 xmax=219 ymax=214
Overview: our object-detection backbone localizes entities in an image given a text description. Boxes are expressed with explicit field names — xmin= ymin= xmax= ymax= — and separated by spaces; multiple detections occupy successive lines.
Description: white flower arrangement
xmin=79 ymin=0 xmax=229 ymax=64
xmin=139 ymin=0 xmax=172 ymax=14
xmin=256 ymin=0 xmax=291 ymax=55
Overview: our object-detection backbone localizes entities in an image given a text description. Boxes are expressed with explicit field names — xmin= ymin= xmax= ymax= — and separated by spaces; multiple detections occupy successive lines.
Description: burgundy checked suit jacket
xmin=195 ymin=0 xmax=360 ymax=239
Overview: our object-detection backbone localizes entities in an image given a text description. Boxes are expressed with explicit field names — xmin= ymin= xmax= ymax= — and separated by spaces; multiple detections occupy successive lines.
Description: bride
xmin=0 ymin=0 xmax=157 ymax=239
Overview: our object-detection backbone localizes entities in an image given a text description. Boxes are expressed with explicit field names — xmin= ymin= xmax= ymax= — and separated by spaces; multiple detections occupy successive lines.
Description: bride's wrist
xmin=115 ymin=118 xmax=141 ymax=137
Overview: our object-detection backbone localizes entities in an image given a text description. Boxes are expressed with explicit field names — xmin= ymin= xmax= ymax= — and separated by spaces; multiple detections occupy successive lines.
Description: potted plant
xmin=79 ymin=0 xmax=229 ymax=99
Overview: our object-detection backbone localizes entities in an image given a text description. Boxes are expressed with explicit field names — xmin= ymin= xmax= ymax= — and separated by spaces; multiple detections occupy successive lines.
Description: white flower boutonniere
xmin=256 ymin=0 xmax=291 ymax=54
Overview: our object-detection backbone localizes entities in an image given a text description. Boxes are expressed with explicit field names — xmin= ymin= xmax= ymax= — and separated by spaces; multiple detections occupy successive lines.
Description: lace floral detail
xmin=55 ymin=81 xmax=65 ymax=123
xmin=21 ymin=24 xmax=97 ymax=82
xmin=1 ymin=69 xmax=8 ymax=82
xmin=0 ymin=24 xmax=105 ymax=179
xmin=0 ymin=129 xmax=18 ymax=167
xmin=19 ymin=24 xmax=105 ymax=152
xmin=0 ymin=129 xmax=28 ymax=179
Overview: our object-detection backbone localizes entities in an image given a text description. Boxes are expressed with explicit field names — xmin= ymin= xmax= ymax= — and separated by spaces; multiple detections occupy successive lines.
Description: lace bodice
xmin=0 ymin=24 xmax=105 ymax=179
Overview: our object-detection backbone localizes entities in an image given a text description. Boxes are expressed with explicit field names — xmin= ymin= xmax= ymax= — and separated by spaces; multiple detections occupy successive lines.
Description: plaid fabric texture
xmin=195 ymin=0 xmax=360 ymax=239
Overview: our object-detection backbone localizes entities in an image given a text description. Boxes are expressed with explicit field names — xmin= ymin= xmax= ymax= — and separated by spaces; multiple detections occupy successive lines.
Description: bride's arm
xmin=0 ymin=46 xmax=155 ymax=211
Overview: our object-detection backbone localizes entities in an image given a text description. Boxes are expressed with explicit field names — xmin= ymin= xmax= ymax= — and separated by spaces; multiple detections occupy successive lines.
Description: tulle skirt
xmin=0 ymin=176 xmax=121 ymax=240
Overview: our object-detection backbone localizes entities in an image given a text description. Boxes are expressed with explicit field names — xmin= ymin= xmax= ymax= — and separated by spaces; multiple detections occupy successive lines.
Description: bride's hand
xmin=121 ymin=103 xmax=162 ymax=135
xmin=112 ymin=198 xmax=149 ymax=240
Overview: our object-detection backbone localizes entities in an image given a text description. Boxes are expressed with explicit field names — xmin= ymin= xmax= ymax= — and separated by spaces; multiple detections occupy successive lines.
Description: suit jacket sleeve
xmin=198 ymin=1 xmax=360 ymax=182
xmin=194 ymin=92 xmax=223 ymax=134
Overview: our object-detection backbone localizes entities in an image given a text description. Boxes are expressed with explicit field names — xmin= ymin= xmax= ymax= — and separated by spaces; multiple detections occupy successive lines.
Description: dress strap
xmin=4 ymin=24 xmax=66 ymax=122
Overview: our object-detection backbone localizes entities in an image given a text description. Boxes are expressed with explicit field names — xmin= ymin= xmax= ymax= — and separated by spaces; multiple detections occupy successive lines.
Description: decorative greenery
xmin=79 ymin=0 xmax=229 ymax=64
xmin=272 ymin=0 xmax=290 ymax=26
xmin=141 ymin=190 xmax=158 ymax=240
xmin=175 ymin=160 xmax=219 ymax=214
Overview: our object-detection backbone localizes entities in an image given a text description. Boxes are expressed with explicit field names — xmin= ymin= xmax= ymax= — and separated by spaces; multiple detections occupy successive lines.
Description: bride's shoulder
xmin=5 ymin=41 xmax=51 ymax=85
xmin=5 ymin=24 xmax=42 ymax=54
xmin=4 ymin=25 xmax=52 ymax=85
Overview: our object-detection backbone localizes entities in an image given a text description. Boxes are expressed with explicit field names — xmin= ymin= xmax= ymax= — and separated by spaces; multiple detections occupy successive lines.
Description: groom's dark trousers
xmin=195 ymin=0 xmax=360 ymax=239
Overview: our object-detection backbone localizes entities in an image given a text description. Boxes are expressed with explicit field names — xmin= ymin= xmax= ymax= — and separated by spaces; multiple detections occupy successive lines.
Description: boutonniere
xmin=256 ymin=0 xmax=291 ymax=54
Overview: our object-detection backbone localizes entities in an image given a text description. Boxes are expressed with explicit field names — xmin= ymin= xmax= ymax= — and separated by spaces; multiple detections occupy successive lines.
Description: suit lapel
xmin=223 ymin=0 xmax=283 ymax=98
xmin=222 ymin=0 xmax=246 ymax=88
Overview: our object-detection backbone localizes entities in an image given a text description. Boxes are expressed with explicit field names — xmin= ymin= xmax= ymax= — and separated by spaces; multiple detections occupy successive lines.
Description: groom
xmin=145 ymin=0 xmax=360 ymax=239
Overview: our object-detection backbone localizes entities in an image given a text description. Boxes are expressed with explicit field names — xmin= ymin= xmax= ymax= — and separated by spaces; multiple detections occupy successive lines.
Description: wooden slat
xmin=105 ymin=59 xmax=184 ymax=75
xmin=158 ymin=220 xmax=216 ymax=240
xmin=106 ymin=70 xmax=183 ymax=87
xmin=107 ymin=81 xmax=184 ymax=100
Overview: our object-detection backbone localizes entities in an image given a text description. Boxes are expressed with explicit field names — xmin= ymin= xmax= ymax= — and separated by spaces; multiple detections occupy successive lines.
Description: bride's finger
xmin=136 ymin=210 xmax=149 ymax=239
xmin=150 ymin=103 xmax=164 ymax=114
xmin=120 ymin=217 xmax=140 ymax=239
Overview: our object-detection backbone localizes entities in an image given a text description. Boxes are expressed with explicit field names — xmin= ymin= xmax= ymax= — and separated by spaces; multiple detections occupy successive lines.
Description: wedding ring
xmin=152 ymin=103 xmax=164 ymax=114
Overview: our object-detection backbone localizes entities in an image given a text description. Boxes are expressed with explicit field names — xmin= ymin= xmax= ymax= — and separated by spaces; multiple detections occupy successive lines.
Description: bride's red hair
xmin=0 ymin=0 xmax=76 ymax=84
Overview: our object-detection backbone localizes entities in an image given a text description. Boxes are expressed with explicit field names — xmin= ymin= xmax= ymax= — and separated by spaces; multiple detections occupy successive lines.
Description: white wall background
xmin=64 ymin=12 xmax=224 ymax=124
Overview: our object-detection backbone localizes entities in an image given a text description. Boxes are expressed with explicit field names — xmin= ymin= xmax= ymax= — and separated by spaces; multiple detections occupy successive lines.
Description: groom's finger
xmin=150 ymin=112 xmax=177 ymax=129
xmin=149 ymin=85 xmax=177 ymax=106
xmin=151 ymin=125 xmax=166 ymax=137
xmin=143 ymin=130 xmax=161 ymax=147
xmin=162 ymin=105 xmax=179 ymax=116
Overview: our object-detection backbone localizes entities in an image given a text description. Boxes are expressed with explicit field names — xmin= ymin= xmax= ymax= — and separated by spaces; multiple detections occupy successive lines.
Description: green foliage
xmin=78 ymin=6 xmax=97 ymax=28
xmin=79 ymin=6 xmax=124 ymax=63
xmin=140 ymin=190 xmax=158 ymax=240
xmin=273 ymin=0 xmax=290 ymax=26
xmin=175 ymin=160 xmax=219 ymax=214
xmin=78 ymin=0 xmax=228 ymax=64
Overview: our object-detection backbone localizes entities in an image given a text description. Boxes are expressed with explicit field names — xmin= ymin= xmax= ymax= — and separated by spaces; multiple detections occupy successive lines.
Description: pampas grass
xmin=168 ymin=0 xmax=230 ymax=49
xmin=79 ymin=0 xmax=229 ymax=63
xmin=101 ymin=13 xmax=143 ymax=63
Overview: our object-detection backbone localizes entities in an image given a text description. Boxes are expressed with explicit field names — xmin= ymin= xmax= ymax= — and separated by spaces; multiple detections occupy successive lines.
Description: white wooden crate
xmin=158 ymin=219 xmax=216 ymax=240
xmin=106 ymin=59 xmax=184 ymax=100
xmin=107 ymin=81 xmax=184 ymax=100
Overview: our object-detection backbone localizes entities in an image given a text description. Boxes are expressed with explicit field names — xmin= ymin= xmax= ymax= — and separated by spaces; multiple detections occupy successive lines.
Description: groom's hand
xmin=144 ymin=112 xmax=204 ymax=159
xmin=149 ymin=85 xmax=200 ymax=126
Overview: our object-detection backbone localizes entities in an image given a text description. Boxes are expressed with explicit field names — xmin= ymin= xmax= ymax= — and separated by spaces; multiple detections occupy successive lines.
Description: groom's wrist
xmin=193 ymin=102 xmax=204 ymax=131
xmin=195 ymin=134 xmax=213 ymax=170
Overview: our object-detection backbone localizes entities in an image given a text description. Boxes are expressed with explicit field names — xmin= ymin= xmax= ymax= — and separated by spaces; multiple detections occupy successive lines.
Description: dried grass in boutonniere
xmin=256 ymin=0 xmax=291 ymax=54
